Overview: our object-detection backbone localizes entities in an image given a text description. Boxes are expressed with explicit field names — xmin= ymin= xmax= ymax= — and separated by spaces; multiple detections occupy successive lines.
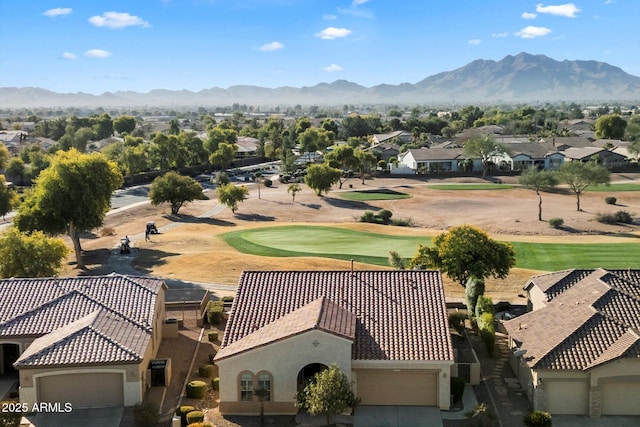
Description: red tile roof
xmin=506 ymin=269 xmax=640 ymax=370
xmin=220 ymin=270 xmax=453 ymax=362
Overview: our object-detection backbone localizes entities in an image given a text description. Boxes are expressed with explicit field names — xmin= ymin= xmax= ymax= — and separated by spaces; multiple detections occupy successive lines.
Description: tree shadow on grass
xmin=300 ymin=203 xmax=322 ymax=210
xmin=132 ymin=248 xmax=182 ymax=275
xmin=73 ymin=248 xmax=112 ymax=275
xmin=323 ymin=196 xmax=378 ymax=211
xmin=233 ymin=213 xmax=276 ymax=221
xmin=165 ymin=214 xmax=236 ymax=227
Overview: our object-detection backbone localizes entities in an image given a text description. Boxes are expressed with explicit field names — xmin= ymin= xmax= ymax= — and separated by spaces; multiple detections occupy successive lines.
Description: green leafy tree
xmin=388 ymin=250 xmax=406 ymax=269
xmin=325 ymin=145 xmax=358 ymax=189
xmin=354 ymin=148 xmax=377 ymax=184
xmin=13 ymin=149 xmax=123 ymax=269
xmin=296 ymin=364 xmax=359 ymax=427
xmin=519 ymin=167 xmax=559 ymax=221
xmin=149 ymin=172 xmax=205 ymax=215
xmin=304 ymin=163 xmax=341 ymax=196
xmin=122 ymin=144 xmax=149 ymax=176
xmin=297 ymin=127 xmax=331 ymax=159
xmin=209 ymin=142 xmax=238 ymax=171
xmin=217 ymin=183 xmax=248 ymax=213
xmin=409 ymin=225 xmax=516 ymax=287
xmin=150 ymin=133 xmax=187 ymax=170
xmin=0 ymin=227 xmax=69 ymax=278
xmin=113 ymin=115 xmax=137 ymax=135
xmin=463 ymin=135 xmax=507 ymax=178
xmin=558 ymin=161 xmax=610 ymax=211
xmin=595 ymin=114 xmax=627 ymax=139
xmin=0 ymin=175 xmax=19 ymax=218
xmin=287 ymin=183 xmax=302 ymax=202
xmin=5 ymin=158 xmax=26 ymax=185
xmin=627 ymin=139 xmax=640 ymax=161
xmin=465 ymin=276 xmax=485 ymax=317
xmin=0 ymin=143 xmax=9 ymax=170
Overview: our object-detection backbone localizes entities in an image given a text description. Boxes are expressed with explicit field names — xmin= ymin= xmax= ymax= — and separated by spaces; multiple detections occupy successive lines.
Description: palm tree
xmin=254 ymin=387 xmax=270 ymax=426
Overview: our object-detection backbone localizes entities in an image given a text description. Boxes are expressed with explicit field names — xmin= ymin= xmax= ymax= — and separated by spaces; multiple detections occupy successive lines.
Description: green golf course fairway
xmin=221 ymin=225 xmax=639 ymax=270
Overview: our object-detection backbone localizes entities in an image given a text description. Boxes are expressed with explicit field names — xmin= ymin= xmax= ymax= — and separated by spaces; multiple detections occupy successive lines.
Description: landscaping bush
xmin=480 ymin=325 xmax=496 ymax=357
xmin=359 ymin=211 xmax=376 ymax=223
xmin=0 ymin=401 xmax=22 ymax=427
xmin=475 ymin=295 xmax=494 ymax=323
xmin=215 ymin=172 xmax=230 ymax=186
xmin=391 ymin=217 xmax=412 ymax=226
xmin=221 ymin=296 xmax=234 ymax=303
xmin=263 ymin=178 xmax=272 ymax=187
xmin=186 ymin=410 xmax=205 ymax=424
xmin=615 ymin=210 xmax=633 ymax=223
xmin=549 ymin=217 xmax=564 ymax=228
xmin=377 ymin=209 xmax=393 ymax=224
xmin=596 ymin=210 xmax=634 ymax=224
xmin=198 ymin=364 xmax=214 ymax=378
xmin=188 ymin=422 xmax=215 ymax=427
xmin=133 ymin=401 xmax=159 ymax=427
xmin=605 ymin=196 xmax=617 ymax=205
xmin=465 ymin=277 xmax=485 ymax=318
xmin=186 ymin=381 xmax=207 ymax=399
xmin=450 ymin=376 xmax=466 ymax=403
xmin=206 ymin=301 xmax=224 ymax=325
xmin=100 ymin=227 xmax=116 ymax=237
xmin=176 ymin=405 xmax=196 ymax=426
xmin=207 ymin=331 xmax=218 ymax=342
xmin=211 ymin=377 xmax=219 ymax=391
xmin=448 ymin=312 xmax=466 ymax=334
xmin=523 ymin=410 xmax=552 ymax=427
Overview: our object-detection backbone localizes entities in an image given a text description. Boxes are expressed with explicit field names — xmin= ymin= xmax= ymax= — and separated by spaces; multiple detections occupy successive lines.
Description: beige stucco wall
xmin=216 ymin=330 xmax=353 ymax=415
xmin=18 ymin=365 xmax=141 ymax=407
xmin=526 ymin=285 xmax=547 ymax=311
xmin=352 ymin=360 xmax=453 ymax=410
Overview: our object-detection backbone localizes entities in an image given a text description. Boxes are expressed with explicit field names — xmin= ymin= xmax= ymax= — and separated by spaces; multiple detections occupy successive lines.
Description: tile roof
xmin=216 ymin=297 xmax=356 ymax=360
xmin=219 ymin=270 xmax=453 ymax=362
xmin=506 ymin=269 xmax=640 ymax=370
xmin=406 ymin=148 xmax=464 ymax=161
xmin=0 ymin=274 xmax=165 ymax=368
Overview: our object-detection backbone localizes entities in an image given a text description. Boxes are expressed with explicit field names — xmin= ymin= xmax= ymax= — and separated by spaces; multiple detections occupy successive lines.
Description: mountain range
xmin=2 ymin=53 xmax=639 ymax=109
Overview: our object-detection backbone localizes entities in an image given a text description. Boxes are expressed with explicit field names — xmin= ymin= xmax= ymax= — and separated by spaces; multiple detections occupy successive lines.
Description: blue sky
xmin=1 ymin=1 xmax=639 ymax=95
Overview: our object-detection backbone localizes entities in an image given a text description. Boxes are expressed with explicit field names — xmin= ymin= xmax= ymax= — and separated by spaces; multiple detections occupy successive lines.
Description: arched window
xmin=257 ymin=372 xmax=272 ymax=401
xmin=240 ymin=372 xmax=253 ymax=401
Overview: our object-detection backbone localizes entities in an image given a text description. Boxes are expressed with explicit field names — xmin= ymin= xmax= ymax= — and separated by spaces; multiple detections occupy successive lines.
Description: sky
xmin=1 ymin=1 xmax=639 ymax=95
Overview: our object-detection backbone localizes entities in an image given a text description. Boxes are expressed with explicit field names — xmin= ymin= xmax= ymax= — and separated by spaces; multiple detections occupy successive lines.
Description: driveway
xmin=354 ymin=406 xmax=442 ymax=427
xmin=23 ymin=407 xmax=123 ymax=427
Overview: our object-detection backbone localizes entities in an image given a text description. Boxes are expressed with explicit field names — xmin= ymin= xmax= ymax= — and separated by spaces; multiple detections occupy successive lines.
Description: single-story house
xmin=214 ymin=270 xmax=454 ymax=415
xmin=490 ymin=142 xmax=565 ymax=171
xmin=561 ymin=147 xmax=628 ymax=168
xmin=236 ymin=136 xmax=259 ymax=158
xmin=0 ymin=274 xmax=166 ymax=408
xmin=396 ymin=148 xmax=482 ymax=174
xmin=504 ymin=269 xmax=640 ymax=417
xmin=370 ymin=130 xmax=412 ymax=146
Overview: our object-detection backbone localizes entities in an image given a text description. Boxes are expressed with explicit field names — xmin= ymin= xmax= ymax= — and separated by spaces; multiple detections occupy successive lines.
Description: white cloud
xmin=84 ymin=49 xmax=112 ymax=58
xmin=522 ymin=12 xmax=538 ymax=19
xmin=88 ymin=11 xmax=150 ymax=29
xmin=62 ymin=52 xmax=76 ymax=59
xmin=468 ymin=39 xmax=481 ymax=45
xmin=492 ymin=32 xmax=509 ymax=38
xmin=604 ymin=0 xmax=616 ymax=4
xmin=43 ymin=8 xmax=72 ymax=17
xmin=352 ymin=0 xmax=370 ymax=5
xmin=316 ymin=27 xmax=352 ymax=40
xmin=324 ymin=64 xmax=343 ymax=72
xmin=258 ymin=41 xmax=284 ymax=52
xmin=515 ymin=26 xmax=552 ymax=38
xmin=535 ymin=3 xmax=581 ymax=18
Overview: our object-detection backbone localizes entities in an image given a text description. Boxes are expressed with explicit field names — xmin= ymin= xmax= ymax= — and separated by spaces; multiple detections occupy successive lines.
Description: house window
xmin=240 ymin=373 xmax=253 ymax=401
xmin=257 ymin=372 xmax=272 ymax=401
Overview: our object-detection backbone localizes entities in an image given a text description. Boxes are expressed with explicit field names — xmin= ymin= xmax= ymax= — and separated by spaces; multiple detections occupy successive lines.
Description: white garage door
xmin=601 ymin=380 xmax=640 ymax=415
xmin=355 ymin=369 xmax=437 ymax=406
xmin=38 ymin=372 xmax=124 ymax=408
xmin=546 ymin=380 xmax=589 ymax=415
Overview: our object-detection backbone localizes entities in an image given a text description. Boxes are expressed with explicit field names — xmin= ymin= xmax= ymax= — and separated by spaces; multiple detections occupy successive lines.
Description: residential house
xmin=562 ymin=147 xmax=627 ymax=168
xmin=214 ymin=270 xmax=454 ymax=415
xmin=395 ymin=148 xmax=481 ymax=174
xmin=504 ymin=269 xmax=640 ymax=417
xmin=0 ymin=274 xmax=166 ymax=408
xmin=491 ymin=142 xmax=565 ymax=171
xmin=236 ymin=136 xmax=259 ymax=159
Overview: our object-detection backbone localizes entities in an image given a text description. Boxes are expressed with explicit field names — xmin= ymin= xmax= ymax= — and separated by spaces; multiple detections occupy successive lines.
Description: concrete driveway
xmin=354 ymin=406 xmax=442 ymax=427
xmin=23 ymin=407 xmax=123 ymax=427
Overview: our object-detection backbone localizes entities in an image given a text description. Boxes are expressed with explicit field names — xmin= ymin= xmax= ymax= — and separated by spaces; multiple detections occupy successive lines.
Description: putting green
xmin=222 ymin=225 xmax=639 ymax=269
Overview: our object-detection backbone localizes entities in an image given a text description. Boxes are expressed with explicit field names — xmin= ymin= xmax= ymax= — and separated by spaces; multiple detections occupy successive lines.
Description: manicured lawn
xmin=586 ymin=183 xmax=640 ymax=192
xmin=221 ymin=225 xmax=639 ymax=270
xmin=426 ymin=184 xmax=513 ymax=190
xmin=339 ymin=189 xmax=411 ymax=201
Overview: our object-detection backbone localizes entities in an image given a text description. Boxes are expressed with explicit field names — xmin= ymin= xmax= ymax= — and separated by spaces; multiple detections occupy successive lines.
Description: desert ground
xmin=63 ymin=173 xmax=640 ymax=303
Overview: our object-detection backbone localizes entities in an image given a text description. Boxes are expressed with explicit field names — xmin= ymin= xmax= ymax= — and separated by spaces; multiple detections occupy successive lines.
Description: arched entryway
xmin=0 ymin=343 xmax=20 ymax=375
xmin=297 ymin=363 xmax=327 ymax=391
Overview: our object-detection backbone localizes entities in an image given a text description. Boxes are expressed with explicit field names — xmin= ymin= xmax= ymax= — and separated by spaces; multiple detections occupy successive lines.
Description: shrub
xmin=391 ymin=217 xmax=412 ymax=226
xmin=176 ymin=405 xmax=196 ymax=425
xmin=214 ymin=172 xmax=230 ymax=186
xmin=465 ymin=277 xmax=485 ymax=318
xmin=186 ymin=380 xmax=207 ymax=399
xmin=596 ymin=210 xmax=633 ymax=224
xmin=211 ymin=377 xmax=220 ymax=391
xmin=450 ymin=377 xmax=466 ymax=403
xmin=100 ymin=227 xmax=116 ymax=237
xmin=377 ymin=209 xmax=393 ymax=224
xmin=480 ymin=326 xmax=496 ymax=356
xmin=221 ymin=296 xmax=234 ymax=303
xmin=133 ymin=401 xmax=159 ymax=427
xmin=359 ymin=211 xmax=376 ymax=223
xmin=615 ymin=210 xmax=633 ymax=223
xmin=263 ymin=178 xmax=272 ymax=187
xmin=448 ymin=312 xmax=466 ymax=334
xmin=549 ymin=217 xmax=564 ymax=228
xmin=186 ymin=410 xmax=205 ymax=424
xmin=206 ymin=301 xmax=224 ymax=325
xmin=207 ymin=331 xmax=218 ymax=342
xmin=198 ymin=364 xmax=214 ymax=378
xmin=523 ymin=410 xmax=552 ymax=427
xmin=0 ymin=401 xmax=22 ymax=427
xmin=475 ymin=295 xmax=494 ymax=322
xmin=605 ymin=196 xmax=617 ymax=205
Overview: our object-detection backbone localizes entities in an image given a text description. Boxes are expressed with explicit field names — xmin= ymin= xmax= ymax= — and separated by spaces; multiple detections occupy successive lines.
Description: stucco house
xmin=214 ymin=270 xmax=454 ymax=415
xmin=504 ymin=269 xmax=640 ymax=417
xmin=0 ymin=274 xmax=166 ymax=408
xmin=562 ymin=147 xmax=628 ymax=168
xmin=490 ymin=142 xmax=565 ymax=171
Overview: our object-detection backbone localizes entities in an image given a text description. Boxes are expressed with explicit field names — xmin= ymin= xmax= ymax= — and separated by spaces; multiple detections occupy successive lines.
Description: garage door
xmin=546 ymin=380 xmax=588 ymax=415
xmin=601 ymin=380 xmax=640 ymax=415
xmin=38 ymin=372 xmax=124 ymax=408
xmin=355 ymin=369 xmax=437 ymax=406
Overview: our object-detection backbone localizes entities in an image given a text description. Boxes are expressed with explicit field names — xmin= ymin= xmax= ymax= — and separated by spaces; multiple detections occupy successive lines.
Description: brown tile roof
xmin=216 ymin=297 xmax=356 ymax=360
xmin=0 ymin=274 xmax=165 ymax=368
xmin=219 ymin=270 xmax=453 ymax=362
xmin=506 ymin=269 xmax=640 ymax=370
